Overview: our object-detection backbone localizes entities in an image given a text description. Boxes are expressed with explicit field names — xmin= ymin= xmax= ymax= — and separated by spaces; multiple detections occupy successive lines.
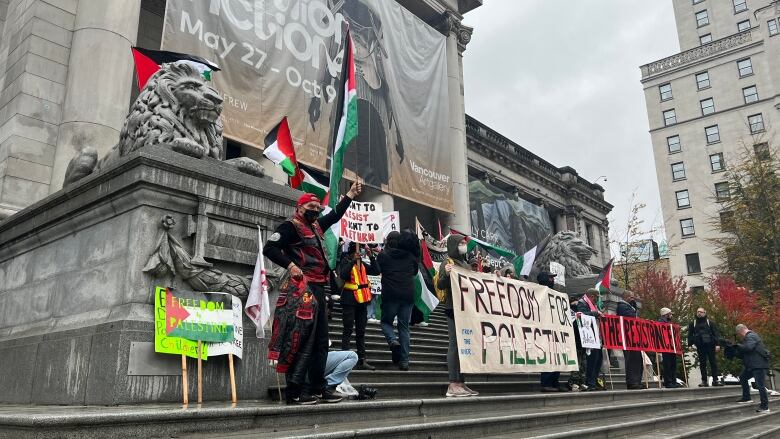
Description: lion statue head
xmin=117 ymin=62 xmax=224 ymax=159
xmin=532 ymin=231 xmax=596 ymax=277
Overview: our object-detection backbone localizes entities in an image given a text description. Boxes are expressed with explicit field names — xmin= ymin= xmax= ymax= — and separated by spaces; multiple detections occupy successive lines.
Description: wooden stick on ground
xmin=228 ymin=353 xmax=238 ymax=404
xmin=181 ymin=353 xmax=189 ymax=406
xmin=605 ymin=349 xmax=614 ymax=390
xmin=197 ymin=341 xmax=203 ymax=404
xmin=655 ymin=353 xmax=663 ymax=389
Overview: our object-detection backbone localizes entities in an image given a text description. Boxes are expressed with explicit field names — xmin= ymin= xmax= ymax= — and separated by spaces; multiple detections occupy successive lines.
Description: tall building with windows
xmin=640 ymin=1 xmax=780 ymax=287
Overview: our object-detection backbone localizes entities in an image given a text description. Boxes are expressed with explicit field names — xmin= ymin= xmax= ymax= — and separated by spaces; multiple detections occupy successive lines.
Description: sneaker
xmin=698 ymin=382 xmax=709 ymax=387
xmin=418 ymin=321 xmax=429 ymax=327
xmin=318 ymin=388 xmax=343 ymax=404
xmin=390 ymin=341 xmax=401 ymax=364
xmin=756 ymin=407 xmax=770 ymax=413
xmin=736 ymin=398 xmax=753 ymax=404
xmin=398 ymin=363 xmax=410 ymax=371
xmin=287 ymin=394 xmax=318 ymax=405
xmin=331 ymin=295 xmax=341 ymax=301
xmin=712 ymin=381 xmax=724 ymax=387
xmin=367 ymin=318 xmax=380 ymax=324
xmin=445 ymin=383 xmax=471 ymax=398
xmin=462 ymin=384 xmax=479 ymax=396
xmin=355 ymin=360 xmax=376 ymax=371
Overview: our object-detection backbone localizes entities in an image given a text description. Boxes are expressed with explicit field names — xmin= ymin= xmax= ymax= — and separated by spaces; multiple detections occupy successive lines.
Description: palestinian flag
xmin=414 ymin=229 xmax=439 ymax=321
xmin=324 ymin=29 xmax=358 ymax=269
xmin=450 ymin=228 xmax=517 ymax=260
xmin=131 ymin=47 xmax=220 ymax=90
xmin=292 ymin=164 xmax=329 ymax=202
xmin=515 ymin=234 xmax=552 ymax=277
xmin=164 ymin=289 xmax=234 ymax=343
xmin=595 ymin=257 xmax=614 ymax=293
xmin=263 ymin=117 xmax=297 ymax=177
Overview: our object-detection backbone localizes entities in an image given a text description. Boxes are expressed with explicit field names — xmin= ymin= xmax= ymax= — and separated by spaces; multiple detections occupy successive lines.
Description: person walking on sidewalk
xmin=687 ymin=308 xmax=723 ymax=387
xmin=338 ymin=242 xmax=380 ymax=371
xmin=263 ymin=181 xmax=363 ymax=404
xmin=617 ymin=293 xmax=644 ymax=390
xmin=436 ymin=233 xmax=479 ymax=398
xmin=731 ymin=324 xmax=771 ymax=413
xmin=658 ymin=307 xmax=679 ymax=388
xmin=377 ymin=231 xmax=419 ymax=371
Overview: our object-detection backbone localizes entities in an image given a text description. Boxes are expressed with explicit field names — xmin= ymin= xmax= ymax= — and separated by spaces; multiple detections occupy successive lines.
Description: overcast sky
xmin=462 ymin=1 xmax=680 ymax=255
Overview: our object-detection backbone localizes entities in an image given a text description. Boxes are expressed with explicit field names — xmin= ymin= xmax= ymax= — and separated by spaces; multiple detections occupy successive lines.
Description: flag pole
xmin=655 ymin=354 xmax=663 ymax=389
xmin=228 ymin=353 xmax=237 ymax=404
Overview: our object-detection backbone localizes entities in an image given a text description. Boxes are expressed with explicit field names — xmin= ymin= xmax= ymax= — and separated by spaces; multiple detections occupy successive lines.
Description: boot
xmin=354 ymin=359 xmax=376 ymax=371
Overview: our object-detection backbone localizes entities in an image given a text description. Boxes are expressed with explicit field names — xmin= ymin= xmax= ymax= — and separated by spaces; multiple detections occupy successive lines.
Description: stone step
xmin=330 ymin=304 xmax=449 ymax=325
xmin=361 ymin=348 xmax=446 ymax=363
xmin=191 ymin=391 xmax=736 ymax=439
xmin=0 ymin=388 xmax=734 ymax=439
xmin=328 ymin=322 xmax=449 ymax=337
xmin=634 ymin=405 xmax=780 ymax=438
xmin=330 ymin=315 xmax=450 ymax=332
xmin=349 ymin=332 xmax=446 ymax=346
xmin=346 ymin=370 xmax=565 ymax=384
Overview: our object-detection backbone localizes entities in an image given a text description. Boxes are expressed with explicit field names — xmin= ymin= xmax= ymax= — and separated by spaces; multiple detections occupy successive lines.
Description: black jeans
xmin=341 ymin=304 xmax=368 ymax=360
xmin=284 ymin=282 xmax=329 ymax=400
xmin=585 ymin=349 xmax=603 ymax=387
xmin=540 ymin=372 xmax=561 ymax=388
xmin=623 ymin=350 xmax=643 ymax=387
xmin=662 ymin=353 xmax=677 ymax=387
xmin=741 ymin=368 xmax=769 ymax=409
xmin=696 ymin=343 xmax=719 ymax=383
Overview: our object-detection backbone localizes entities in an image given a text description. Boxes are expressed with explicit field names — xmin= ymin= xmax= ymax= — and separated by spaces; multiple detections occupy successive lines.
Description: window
xmin=659 ymin=83 xmax=673 ymax=101
xmin=749 ymin=113 xmax=764 ymax=133
xmin=769 ymin=19 xmax=779 ymax=36
xmin=738 ymin=58 xmax=753 ymax=77
xmin=585 ymin=224 xmax=594 ymax=246
xmin=671 ymin=162 xmax=686 ymax=180
xmin=715 ymin=182 xmax=730 ymax=201
xmin=663 ymin=109 xmax=677 ymax=126
xmin=696 ymin=10 xmax=709 ymax=27
xmin=690 ymin=286 xmax=705 ymax=295
xmin=696 ymin=71 xmax=710 ymax=89
xmin=733 ymin=0 xmax=747 ymax=13
xmin=700 ymin=33 xmax=713 ymax=44
xmin=686 ymin=253 xmax=702 ymax=274
xmin=680 ymin=218 xmax=695 ymax=236
xmin=754 ymin=142 xmax=770 ymax=160
xmin=737 ymin=20 xmax=751 ymax=32
xmin=705 ymin=125 xmax=720 ymax=144
xmin=700 ymin=98 xmax=715 ymax=115
xmin=743 ymin=85 xmax=758 ymax=103
xmin=667 ymin=135 xmax=682 ymax=153
xmin=710 ymin=153 xmax=725 ymax=172
xmin=720 ymin=211 xmax=735 ymax=232
xmin=676 ymin=190 xmax=691 ymax=208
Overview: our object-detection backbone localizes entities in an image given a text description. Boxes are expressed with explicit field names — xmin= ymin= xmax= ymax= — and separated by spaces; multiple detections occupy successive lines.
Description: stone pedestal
xmin=0 ymin=146 xmax=298 ymax=405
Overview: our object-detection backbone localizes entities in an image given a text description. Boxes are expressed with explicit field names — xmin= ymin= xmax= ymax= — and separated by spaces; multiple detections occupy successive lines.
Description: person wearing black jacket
xmin=658 ymin=307 xmax=678 ymax=388
xmin=687 ymin=308 xmax=723 ymax=387
xmin=263 ymin=181 xmax=362 ymax=404
xmin=376 ymin=231 xmax=419 ymax=371
xmin=733 ymin=324 xmax=770 ymax=412
xmin=338 ymin=242 xmax=380 ymax=371
xmin=616 ymin=294 xmax=644 ymax=390
xmin=575 ymin=288 xmax=605 ymax=391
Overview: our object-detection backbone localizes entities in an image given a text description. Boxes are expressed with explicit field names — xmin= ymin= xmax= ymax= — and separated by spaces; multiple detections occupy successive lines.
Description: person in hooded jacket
xmin=616 ymin=293 xmax=644 ymax=389
xmin=376 ymin=231 xmax=419 ymax=371
xmin=338 ymin=242 xmax=380 ymax=371
xmin=436 ymin=233 xmax=479 ymax=398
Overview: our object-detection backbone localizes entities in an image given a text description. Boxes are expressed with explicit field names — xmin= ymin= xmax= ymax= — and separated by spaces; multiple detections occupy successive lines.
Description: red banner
xmin=599 ymin=315 xmax=683 ymax=355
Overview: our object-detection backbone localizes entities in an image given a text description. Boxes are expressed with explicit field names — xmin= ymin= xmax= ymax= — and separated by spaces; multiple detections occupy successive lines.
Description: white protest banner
xmin=382 ymin=211 xmax=400 ymax=238
xmin=451 ymin=267 xmax=578 ymax=373
xmin=368 ymin=275 xmax=382 ymax=296
xmin=339 ymin=201 xmax=384 ymax=244
xmin=208 ymin=295 xmax=244 ymax=358
xmin=577 ymin=314 xmax=601 ymax=350
xmin=550 ymin=262 xmax=566 ymax=286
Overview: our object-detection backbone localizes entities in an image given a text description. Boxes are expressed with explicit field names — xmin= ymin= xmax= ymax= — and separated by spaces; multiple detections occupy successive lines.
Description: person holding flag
xmin=262 ymin=181 xmax=362 ymax=404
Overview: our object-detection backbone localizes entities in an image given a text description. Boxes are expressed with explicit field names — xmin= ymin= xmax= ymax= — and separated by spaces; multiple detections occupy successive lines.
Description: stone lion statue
xmin=63 ymin=62 xmax=263 ymax=185
xmin=532 ymin=231 xmax=596 ymax=277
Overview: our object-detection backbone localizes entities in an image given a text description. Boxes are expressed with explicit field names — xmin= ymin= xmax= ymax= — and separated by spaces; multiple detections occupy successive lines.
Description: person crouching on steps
xmin=437 ymin=233 xmax=479 ymax=398
xmin=338 ymin=242 xmax=380 ymax=371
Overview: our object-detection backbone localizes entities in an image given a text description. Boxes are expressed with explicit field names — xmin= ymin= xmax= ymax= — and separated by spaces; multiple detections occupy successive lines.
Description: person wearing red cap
xmin=264 ymin=180 xmax=363 ymax=404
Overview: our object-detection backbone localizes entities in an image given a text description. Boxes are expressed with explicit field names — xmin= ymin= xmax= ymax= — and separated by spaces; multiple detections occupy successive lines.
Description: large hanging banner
xmin=450 ymin=267 xmax=578 ymax=373
xmin=600 ymin=315 xmax=682 ymax=355
xmin=162 ymin=0 xmax=453 ymax=211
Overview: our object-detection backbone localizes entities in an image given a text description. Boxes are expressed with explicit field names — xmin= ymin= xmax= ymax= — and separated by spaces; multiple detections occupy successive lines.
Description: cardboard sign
xmin=577 ymin=314 xmax=602 ymax=349
xmin=339 ymin=201 xmax=384 ymax=244
xmin=154 ymin=286 xmax=207 ymax=359
xmin=600 ymin=315 xmax=682 ymax=355
xmin=207 ymin=295 xmax=244 ymax=359
xmin=451 ymin=267 xmax=578 ymax=374
xmin=382 ymin=211 xmax=400 ymax=238
xmin=549 ymin=262 xmax=566 ymax=286
xmin=161 ymin=288 xmax=234 ymax=343
xmin=368 ymin=274 xmax=382 ymax=296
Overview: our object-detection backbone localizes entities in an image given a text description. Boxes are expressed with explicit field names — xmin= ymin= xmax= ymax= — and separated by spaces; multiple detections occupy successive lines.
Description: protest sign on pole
xmin=154 ymin=286 xmax=208 ymax=359
xmin=208 ymin=295 xmax=244 ymax=359
xmin=577 ymin=314 xmax=601 ymax=349
xmin=382 ymin=211 xmax=400 ymax=238
xmin=339 ymin=201 xmax=384 ymax=244
xmin=549 ymin=262 xmax=566 ymax=287
xmin=600 ymin=315 xmax=682 ymax=354
xmin=451 ymin=267 xmax=578 ymax=374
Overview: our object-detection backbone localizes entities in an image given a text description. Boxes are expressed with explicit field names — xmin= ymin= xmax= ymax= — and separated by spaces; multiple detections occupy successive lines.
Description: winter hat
xmin=660 ymin=307 xmax=672 ymax=316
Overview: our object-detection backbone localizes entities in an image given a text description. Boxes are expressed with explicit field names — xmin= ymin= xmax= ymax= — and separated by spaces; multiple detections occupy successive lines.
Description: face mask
xmin=303 ymin=208 xmax=319 ymax=222
xmin=458 ymin=243 xmax=468 ymax=255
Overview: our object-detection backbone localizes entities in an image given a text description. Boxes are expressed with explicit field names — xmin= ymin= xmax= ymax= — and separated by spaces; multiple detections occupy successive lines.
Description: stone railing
xmin=641 ymin=28 xmax=754 ymax=79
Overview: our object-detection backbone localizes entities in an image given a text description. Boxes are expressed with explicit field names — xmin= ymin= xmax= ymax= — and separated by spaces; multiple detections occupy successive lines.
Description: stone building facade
xmin=640 ymin=0 xmax=780 ymax=287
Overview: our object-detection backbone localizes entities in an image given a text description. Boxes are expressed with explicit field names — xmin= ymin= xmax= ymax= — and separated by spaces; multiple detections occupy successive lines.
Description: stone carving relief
xmin=642 ymin=29 xmax=753 ymax=77
xmin=532 ymin=231 xmax=596 ymax=277
xmin=63 ymin=62 xmax=263 ymax=185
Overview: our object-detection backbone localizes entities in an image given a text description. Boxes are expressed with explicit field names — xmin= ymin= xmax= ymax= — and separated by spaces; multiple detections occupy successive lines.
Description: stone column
xmin=440 ymin=12 xmax=473 ymax=233
xmin=49 ymin=0 xmax=142 ymax=193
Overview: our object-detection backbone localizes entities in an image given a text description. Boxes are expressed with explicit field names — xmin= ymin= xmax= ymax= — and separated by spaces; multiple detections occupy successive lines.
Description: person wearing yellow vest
xmin=338 ymin=242 xmax=380 ymax=370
